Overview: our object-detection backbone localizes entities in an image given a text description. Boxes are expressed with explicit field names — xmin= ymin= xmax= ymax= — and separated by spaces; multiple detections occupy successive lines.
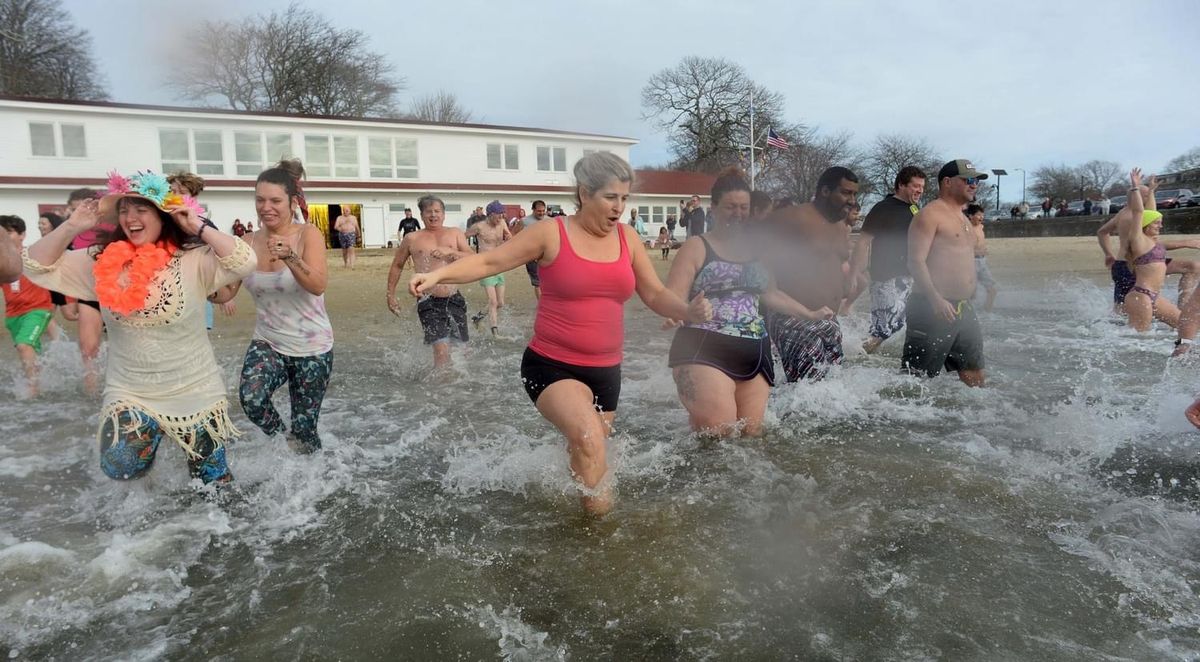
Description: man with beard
xmin=764 ymin=166 xmax=857 ymax=381
xmin=902 ymin=159 xmax=988 ymax=386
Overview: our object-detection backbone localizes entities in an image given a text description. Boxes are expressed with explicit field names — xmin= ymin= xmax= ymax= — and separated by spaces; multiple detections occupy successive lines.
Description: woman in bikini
xmin=1119 ymin=168 xmax=1178 ymax=332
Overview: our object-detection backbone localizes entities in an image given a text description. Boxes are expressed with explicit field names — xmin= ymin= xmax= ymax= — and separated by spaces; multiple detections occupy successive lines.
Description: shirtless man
xmin=386 ymin=195 xmax=473 ymax=368
xmin=764 ymin=166 xmax=855 ymax=382
xmin=0 ymin=224 xmax=18 ymax=283
xmin=464 ymin=200 xmax=512 ymax=335
xmin=512 ymin=200 xmax=547 ymax=299
xmin=902 ymin=160 xmax=987 ymax=386
xmin=966 ymin=203 xmax=997 ymax=311
xmin=333 ymin=205 xmax=360 ymax=269
xmin=1097 ymin=175 xmax=1199 ymax=314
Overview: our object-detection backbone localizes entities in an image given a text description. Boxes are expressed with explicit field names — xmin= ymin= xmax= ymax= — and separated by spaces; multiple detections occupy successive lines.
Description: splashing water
xmin=2 ymin=266 xmax=1199 ymax=660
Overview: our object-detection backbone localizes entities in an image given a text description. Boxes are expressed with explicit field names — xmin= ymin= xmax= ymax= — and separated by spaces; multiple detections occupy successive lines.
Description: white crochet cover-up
xmin=23 ymin=240 xmax=256 ymax=457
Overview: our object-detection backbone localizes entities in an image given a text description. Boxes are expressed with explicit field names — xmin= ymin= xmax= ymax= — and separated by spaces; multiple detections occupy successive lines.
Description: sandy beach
xmin=6 ymin=234 xmax=1197 ymax=365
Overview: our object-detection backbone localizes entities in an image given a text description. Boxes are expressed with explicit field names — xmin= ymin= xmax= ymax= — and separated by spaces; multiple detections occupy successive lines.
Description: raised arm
xmin=270 ymin=224 xmax=327 ymax=295
xmin=29 ymin=198 xmax=100 ymax=266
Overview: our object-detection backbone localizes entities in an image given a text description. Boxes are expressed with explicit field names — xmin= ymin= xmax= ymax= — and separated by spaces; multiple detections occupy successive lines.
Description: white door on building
xmin=362 ymin=205 xmax=385 ymax=247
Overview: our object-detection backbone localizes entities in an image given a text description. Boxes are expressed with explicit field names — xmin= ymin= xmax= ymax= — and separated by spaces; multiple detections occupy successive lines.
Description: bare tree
xmin=1030 ymin=164 xmax=1083 ymax=203
xmin=408 ymin=90 xmax=474 ymax=123
xmin=1165 ymin=147 xmax=1200 ymax=173
xmin=170 ymin=3 xmax=404 ymax=117
xmin=0 ymin=0 xmax=107 ymax=100
xmin=641 ymin=56 xmax=785 ymax=173
xmin=863 ymin=134 xmax=943 ymax=204
xmin=1077 ymin=159 xmax=1122 ymax=197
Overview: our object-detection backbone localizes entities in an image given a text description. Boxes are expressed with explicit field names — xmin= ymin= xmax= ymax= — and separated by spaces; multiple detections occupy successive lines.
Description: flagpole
xmin=749 ymin=88 xmax=756 ymax=190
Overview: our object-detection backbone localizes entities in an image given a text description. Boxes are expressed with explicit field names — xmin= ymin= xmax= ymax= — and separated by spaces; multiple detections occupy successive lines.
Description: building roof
xmin=0 ymin=95 xmax=637 ymax=143
xmin=633 ymin=170 xmax=716 ymax=196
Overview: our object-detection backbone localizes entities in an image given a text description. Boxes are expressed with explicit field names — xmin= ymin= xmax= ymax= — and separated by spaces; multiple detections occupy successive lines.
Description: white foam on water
xmin=464 ymin=603 xmax=567 ymax=662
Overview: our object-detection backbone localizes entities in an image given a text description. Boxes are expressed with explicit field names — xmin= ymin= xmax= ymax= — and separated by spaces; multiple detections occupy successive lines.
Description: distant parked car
xmin=1109 ymin=195 xmax=1127 ymax=214
xmin=1155 ymin=188 xmax=1195 ymax=209
xmin=1186 ymin=194 xmax=1199 ymax=208
xmin=1064 ymin=200 xmax=1086 ymax=216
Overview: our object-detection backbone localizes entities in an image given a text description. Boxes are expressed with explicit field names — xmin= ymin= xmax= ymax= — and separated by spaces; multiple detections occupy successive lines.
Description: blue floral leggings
xmin=239 ymin=340 xmax=333 ymax=453
xmin=99 ymin=408 xmax=230 ymax=484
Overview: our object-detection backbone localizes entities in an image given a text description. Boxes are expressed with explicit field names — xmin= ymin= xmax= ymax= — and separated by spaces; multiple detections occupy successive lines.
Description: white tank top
xmin=244 ymin=267 xmax=334 ymax=356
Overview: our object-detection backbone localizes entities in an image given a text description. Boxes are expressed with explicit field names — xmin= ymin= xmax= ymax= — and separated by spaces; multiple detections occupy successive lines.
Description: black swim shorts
xmin=417 ymin=292 xmax=468 ymax=344
xmin=901 ymin=293 xmax=984 ymax=377
xmin=520 ymin=347 xmax=621 ymax=412
xmin=525 ymin=260 xmax=540 ymax=287
xmin=667 ymin=326 xmax=774 ymax=385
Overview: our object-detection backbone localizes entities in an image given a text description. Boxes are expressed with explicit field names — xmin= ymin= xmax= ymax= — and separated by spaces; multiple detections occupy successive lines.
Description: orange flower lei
xmin=93 ymin=240 xmax=177 ymax=315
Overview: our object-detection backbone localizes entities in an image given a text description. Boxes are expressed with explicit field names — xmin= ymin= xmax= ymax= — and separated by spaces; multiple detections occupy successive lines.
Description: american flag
xmin=766 ymin=127 xmax=789 ymax=149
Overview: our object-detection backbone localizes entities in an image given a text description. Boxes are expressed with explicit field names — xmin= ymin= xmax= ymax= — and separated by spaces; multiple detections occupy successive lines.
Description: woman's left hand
xmin=167 ymin=205 xmax=205 ymax=236
xmin=685 ymin=290 xmax=712 ymax=324
xmin=269 ymin=236 xmax=296 ymax=262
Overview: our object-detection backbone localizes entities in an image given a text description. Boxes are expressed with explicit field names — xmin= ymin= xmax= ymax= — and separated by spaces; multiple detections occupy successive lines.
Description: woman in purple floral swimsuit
xmin=663 ymin=168 xmax=831 ymax=437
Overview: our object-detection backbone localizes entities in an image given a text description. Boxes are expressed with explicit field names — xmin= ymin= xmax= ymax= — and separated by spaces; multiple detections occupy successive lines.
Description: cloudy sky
xmin=64 ymin=0 xmax=1199 ymax=180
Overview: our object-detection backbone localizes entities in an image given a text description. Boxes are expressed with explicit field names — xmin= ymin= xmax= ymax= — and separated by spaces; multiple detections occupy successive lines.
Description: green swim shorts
xmin=480 ymin=273 xmax=506 ymax=288
xmin=5 ymin=309 xmax=52 ymax=353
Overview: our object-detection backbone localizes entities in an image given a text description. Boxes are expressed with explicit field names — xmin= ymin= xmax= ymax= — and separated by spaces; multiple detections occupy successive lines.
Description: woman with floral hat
xmin=23 ymin=170 xmax=255 ymax=484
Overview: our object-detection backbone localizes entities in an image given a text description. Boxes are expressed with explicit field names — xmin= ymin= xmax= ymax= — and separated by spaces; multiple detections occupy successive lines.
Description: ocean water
xmin=1 ymin=270 xmax=1199 ymax=661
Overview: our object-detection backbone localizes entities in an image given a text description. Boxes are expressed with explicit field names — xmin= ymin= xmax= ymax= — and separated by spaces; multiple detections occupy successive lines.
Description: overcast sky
xmin=63 ymin=0 xmax=1199 ymax=181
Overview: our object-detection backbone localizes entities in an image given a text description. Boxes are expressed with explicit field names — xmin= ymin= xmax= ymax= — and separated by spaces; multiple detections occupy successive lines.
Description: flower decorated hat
xmin=98 ymin=170 xmax=204 ymax=223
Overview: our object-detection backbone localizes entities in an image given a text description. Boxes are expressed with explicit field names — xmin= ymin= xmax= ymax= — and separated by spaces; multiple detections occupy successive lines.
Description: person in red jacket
xmin=1 ymin=215 xmax=56 ymax=395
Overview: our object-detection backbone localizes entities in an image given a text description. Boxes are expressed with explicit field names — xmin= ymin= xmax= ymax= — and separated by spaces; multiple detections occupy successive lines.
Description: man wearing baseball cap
xmin=901 ymin=159 xmax=987 ymax=386
xmin=465 ymin=200 xmax=512 ymax=335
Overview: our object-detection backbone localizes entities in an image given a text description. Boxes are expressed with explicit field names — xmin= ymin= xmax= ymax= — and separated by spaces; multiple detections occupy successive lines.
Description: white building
xmin=0 ymin=96 xmax=712 ymax=246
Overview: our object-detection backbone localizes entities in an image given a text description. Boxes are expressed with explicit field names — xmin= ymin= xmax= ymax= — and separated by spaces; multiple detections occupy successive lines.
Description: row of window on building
xmin=28 ymin=121 xmax=609 ymax=180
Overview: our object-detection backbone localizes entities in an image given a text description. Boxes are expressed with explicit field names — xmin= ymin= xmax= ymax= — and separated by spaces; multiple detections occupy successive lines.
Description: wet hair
xmin=531 ymin=200 xmax=546 ymax=210
xmin=40 ymin=211 xmax=65 ymax=230
xmin=750 ymin=190 xmax=772 ymax=215
xmin=965 ymin=203 xmax=984 ymax=216
xmin=97 ymin=198 xmax=201 ymax=252
xmin=67 ymin=188 xmax=98 ymax=204
xmin=573 ymin=152 xmax=634 ymax=208
xmin=710 ymin=167 xmax=752 ymax=206
xmin=0 ymin=214 xmax=26 ymax=234
xmin=256 ymin=158 xmax=306 ymax=220
xmin=894 ymin=166 xmax=927 ymax=190
xmin=257 ymin=158 xmax=305 ymax=196
xmin=417 ymin=194 xmax=444 ymax=213
xmin=816 ymin=166 xmax=859 ymax=196
xmin=167 ymin=171 xmax=206 ymax=197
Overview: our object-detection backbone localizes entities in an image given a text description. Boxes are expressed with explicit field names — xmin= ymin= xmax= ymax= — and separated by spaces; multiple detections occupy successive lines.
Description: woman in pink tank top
xmin=410 ymin=153 xmax=711 ymax=516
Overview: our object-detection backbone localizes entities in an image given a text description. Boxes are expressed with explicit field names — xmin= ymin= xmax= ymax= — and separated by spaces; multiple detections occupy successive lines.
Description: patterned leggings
xmin=99 ymin=408 xmax=230 ymax=484
xmin=239 ymin=340 xmax=333 ymax=453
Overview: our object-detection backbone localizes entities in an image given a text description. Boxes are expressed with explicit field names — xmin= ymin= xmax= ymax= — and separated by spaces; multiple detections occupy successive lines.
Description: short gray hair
xmin=573 ymin=152 xmax=635 ymax=208
xmin=417 ymin=194 xmax=444 ymax=213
